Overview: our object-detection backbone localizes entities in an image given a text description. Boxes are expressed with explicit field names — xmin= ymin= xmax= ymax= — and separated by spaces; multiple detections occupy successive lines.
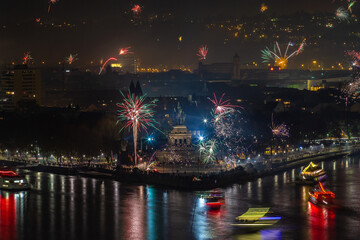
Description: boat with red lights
xmin=308 ymin=182 xmax=335 ymax=205
xmin=203 ymin=190 xmax=225 ymax=209
xmin=0 ymin=170 xmax=30 ymax=191
xmin=295 ymin=162 xmax=327 ymax=185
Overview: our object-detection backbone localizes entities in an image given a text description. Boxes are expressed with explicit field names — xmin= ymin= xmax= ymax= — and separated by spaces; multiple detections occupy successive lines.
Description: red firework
xmin=197 ymin=45 xmax=208 ymax=60
xmin=131 ymin=4 xmax=142 ymax=16
xmin=119 ymin=47 xmax=133 ymax=55
xmin=208 ymin=93 xmax=242 ymax=116
xmin=23 ymin=52 xmax=33 ymax=64
xmin=35 ymin=18 xmax=41 ymax=23
xmin=99 ymin=57 xmax=118 ymax=75
xmin=48 ymin=0 xmax=58 ymax=13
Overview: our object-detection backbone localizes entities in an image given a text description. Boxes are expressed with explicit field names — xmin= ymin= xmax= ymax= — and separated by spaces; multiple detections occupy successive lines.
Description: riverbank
xmin=1 ymin=146 xmax=359 ymax=190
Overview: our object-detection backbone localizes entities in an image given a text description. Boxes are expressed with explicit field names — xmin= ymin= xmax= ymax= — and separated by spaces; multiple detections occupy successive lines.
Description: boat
xmin=202 ymin=190 xmax=225 ymax=209
xmin=295 ymin=162 xmax=327 ymax=185
xmin=231 ymin=208 xmax=281 ymax=231
xmin=0 ymin=170 xmax=30 ymax=191
xmin=308 ymin=182 xmax=335 ymax=205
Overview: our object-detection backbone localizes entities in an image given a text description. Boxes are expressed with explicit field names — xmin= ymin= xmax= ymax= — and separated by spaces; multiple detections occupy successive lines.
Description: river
xmin=0 ymin=155 xmax=360 ymax=240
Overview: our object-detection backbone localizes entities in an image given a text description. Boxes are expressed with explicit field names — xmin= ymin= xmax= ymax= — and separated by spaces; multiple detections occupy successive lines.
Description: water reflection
xmin=0 ymin=156 xmax=359 ymax=239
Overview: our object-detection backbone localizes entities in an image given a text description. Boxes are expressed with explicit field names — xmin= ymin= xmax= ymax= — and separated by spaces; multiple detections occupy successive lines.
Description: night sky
xmin=0 ymin=0 xmax=353 ymax=68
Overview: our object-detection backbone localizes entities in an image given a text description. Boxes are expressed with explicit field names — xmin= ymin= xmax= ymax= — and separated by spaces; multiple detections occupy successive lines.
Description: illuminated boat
xmin=308 ymin=182 xmax=335 ymax=205
xmin=203 ymin=190 xmax=225 ymax=209
xmin=295 ymin=162 xmax=327 ymax=184
xmin=231 ymin=208 xmax=281 ymax=231
xmin=0 ymin=170 xmax=30 ymax=191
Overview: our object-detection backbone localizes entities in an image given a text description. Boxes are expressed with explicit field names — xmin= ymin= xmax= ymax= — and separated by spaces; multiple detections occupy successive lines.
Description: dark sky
xmin=0 ymin=0 xmax=350 ymax=68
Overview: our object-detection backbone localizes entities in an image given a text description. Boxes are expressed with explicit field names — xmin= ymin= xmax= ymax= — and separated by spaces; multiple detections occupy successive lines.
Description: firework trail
xmin=261 ymin=40 xmax=306 ymax=69
xmin=119 ymin=47 xmax=133 ymax=55
xmin=48 ymin=0 xmax=58 ymax=13
xmin=98 ymin=57 xmax=118 ymax=75
xmin=23 ymin=52 xmax=33 ymax=64
xmin=260 ymin=3 xmax=268 ymax=13
xmin=197 ymin=45 xmax=208 ymax=60
xmin=65 ymin=54 xmax=78 ymax=64
xmin=131 ymin=4 xmax=142 ymax=16
xmin=348 ymin=1 xmax=356 ymax=13
xmin=336 ymin=7 xmax=350 ymax=21
xmin=117 ymin=92 xmax=158 ymax=165
xmin=270 ymin=114 xmax=290 ymax=138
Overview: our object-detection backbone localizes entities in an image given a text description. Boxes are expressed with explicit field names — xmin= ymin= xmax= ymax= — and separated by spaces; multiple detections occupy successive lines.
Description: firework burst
xmin=260 ymin=3 xmax=268 ymax=13
xmin=23 ymin=52 xmax=33 ymax=64
xmin=270 ymin=114 xmax=290 ymax=138
xmin=198 ymin=139 xmax=217 ymax=163
xmin=131 ymin=4 xmax=142 ymax=16
xmin=117 ymin=92 xmax=158 ymax=165
xmin=119 ymin=47 xmax=133 ymax=55
xmin=208 ymin=93 xmax=241 ymax=116
xmin=65 ymin=54 xmax=78 ymax=64
xmin=336 ymin=7 xmax=350 ymax=21
xmin=197 ymin=45 xmax=208 ymax=60
xmin=346 ymin=50 xmax=360 ymax=67
xmin=348 ymin=1 xmax=356 ymax=13
xmin=261 ymin=41 xmax=305 ymax=69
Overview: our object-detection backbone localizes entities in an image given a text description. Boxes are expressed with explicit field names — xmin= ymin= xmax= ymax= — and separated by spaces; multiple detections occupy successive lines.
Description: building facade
xmin=0 ymin=65 xmax=42 ymax=111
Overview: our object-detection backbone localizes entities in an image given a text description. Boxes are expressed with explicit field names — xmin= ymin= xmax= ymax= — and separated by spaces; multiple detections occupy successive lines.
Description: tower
xmin=232 ymin=53 xmax=241 ymax=80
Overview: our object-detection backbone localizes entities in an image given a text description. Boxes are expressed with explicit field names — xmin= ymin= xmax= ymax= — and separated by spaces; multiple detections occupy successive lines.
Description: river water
xmin=1 ymin=156 xmax=360 ymax=240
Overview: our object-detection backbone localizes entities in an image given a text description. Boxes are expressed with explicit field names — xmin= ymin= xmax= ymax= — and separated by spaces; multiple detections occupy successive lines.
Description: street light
xmin=203 ymin=119 xmax=207 ymax=123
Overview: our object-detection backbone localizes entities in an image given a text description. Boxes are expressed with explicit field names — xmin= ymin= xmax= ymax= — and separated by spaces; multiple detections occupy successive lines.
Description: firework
xmin=117 ymin=92 xmax=158 ymax=165
xmin=48 ymin=0 xmax=58 ymax=13
xmin=98 ymin=57 xmax=118 ymax=75
xmin=65 ymin=54 xmax=78 ymax=64
xmin=271 ymin=114 xmax=290 ymax=138
xmin=131 ymin=4 xmax=142 ymax=16
xmin=208 ymin=93 xmax=241 ymax=116
xmin=348 ymin=1 xmax=356 ymax=13
xmin=261 ymin=41 xmax=305 ymax=69
xmin=346 ymin=50 xmax=360 ymax=67
xmin=119 ymin=47 xmax=133 ymax=55
xmin=23 ymin=52 xmax=33 ymax=64
xmin=260 ymin=3 xmax=268 ymax=13
xmin=198 ymin=139 xmax=217 ymax=163
xmin=35 ymin=18 xmax=41 ymax=23
xmin=336 ymin=7 xmax=350 ymax=21
xmin=197 ymin=45 xmax=208 ymax=60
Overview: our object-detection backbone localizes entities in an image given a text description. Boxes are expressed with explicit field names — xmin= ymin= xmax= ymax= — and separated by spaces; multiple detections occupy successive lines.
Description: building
xmin=0 ymin=65 xmax=42 ymax=111
xmin=111 ymin=55 xmax=137 ymax=74
xmin=168 ymin=125 xmax=192 ymax=145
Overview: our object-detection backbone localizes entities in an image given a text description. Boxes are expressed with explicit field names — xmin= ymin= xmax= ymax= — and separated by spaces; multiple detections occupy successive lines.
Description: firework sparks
xmin=119 ymin=47 xmax=133 ymax=55
xmin=271 ymin=114 xmax=290 ymax=138
xmin=23 ymin=52 xmax=33 ymax=64
xmin=198 ymin=139 xmax=217 ymax=163
xmin=261 ymin=41 xmax=305 ymax=69
xmin=98 ymin=57 xmax=118 ymax=75
xmin=208 ymin=93 xmax=241 ymax=116
xmin=48 ymin=0 xmax=58 ymax=13
xmin=346 ymin=50 xmax=360 ymax=67
xmin=65 ymin=54 xmax=78 ymax=64
xmin=35 ymin=18 xmax=41 ymax=23
xmin=117 ymin=92 xmax=158 ymax=165
xmin=336 ymin=7 xmax=350 ymax=21
xmin=260 ymin=3 xmax=268 ymax=13
xmin=131 ymin=4 xmax=142 ymax=16
xmin=197 ymin=45 xmax=208 ymax=60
